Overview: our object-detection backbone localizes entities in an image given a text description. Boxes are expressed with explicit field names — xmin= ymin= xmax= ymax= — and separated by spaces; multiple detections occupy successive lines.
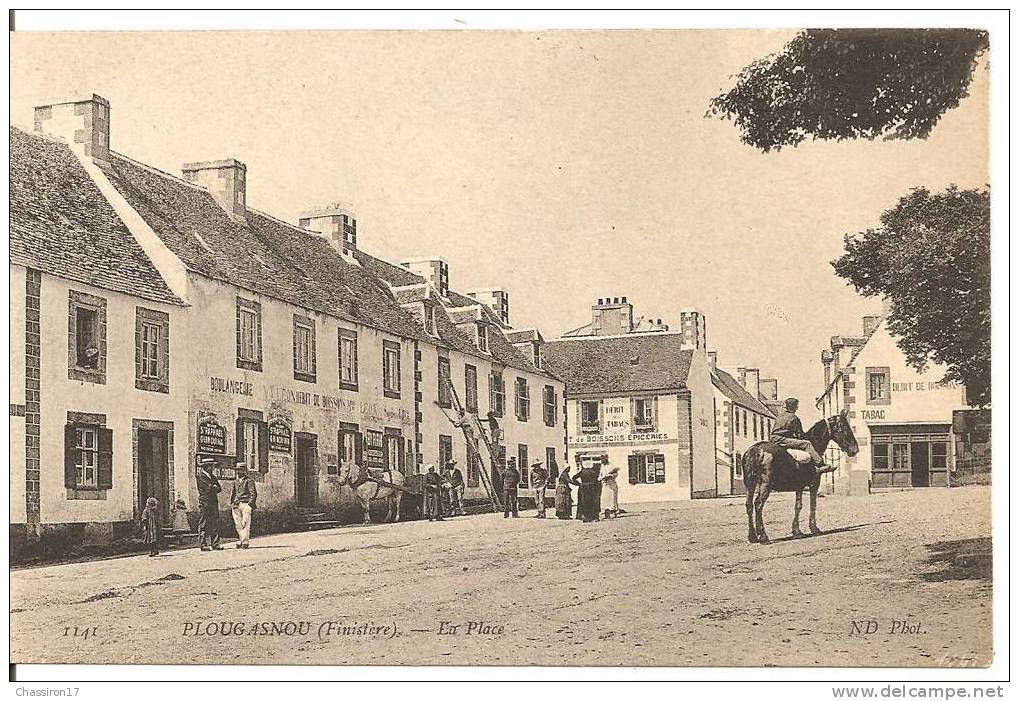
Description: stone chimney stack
xmin=34 ymin=93 xmax=111 ymax=163
xmin=182 ymin=158 xmax=247 ymax=221
xmin=738 ymin=367 xmax=761 ymax=400
xmin=759 ymin=378 xmax=779 ymax=401
xmin=707 ymin=351 xmax=718 ymax=371
xmin=402 ymin=258 xmax=449 ymax=298
xmin=299 ymin=203 xmax=358 ymax=253
xmin=467 ymin=288 xmax=510 ymax=326
xmin=679 ymin=309 xmax=707 ymax=351
xmin=591 ymin=297 xmax=634 ymax=336
xmin=863 ymin=315 xmax=881 ymax=336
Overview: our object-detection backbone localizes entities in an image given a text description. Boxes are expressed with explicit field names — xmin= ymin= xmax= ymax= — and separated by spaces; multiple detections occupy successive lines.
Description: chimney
xmin=679 ymin=309 xmax=707 ymax=351
xmin=467 ymin=288 xmax=510 ymax=326
xmin=299 ymin=203 xmax=358 ymax=253
xmin=590 ymin=297 xmax=634 ymax=335
xmin=738 ymin=367 xmax=761 ymax=400
xmin=34 ymin=93 xmax=111 ymax=163
xmin=182 ymin=158 xmax=247 ymax=221
xmin=760 ymin=378 xmax=779 ymax=401
xmin=707 ymin=351 xmax=718 ymax=371
xmin=863 ymin=315 xmax=881 ymax=336
xmin=401 ymin=258 xmax=449 ymax=298
xmin=821 ymin=349 xmax=834 ymax=386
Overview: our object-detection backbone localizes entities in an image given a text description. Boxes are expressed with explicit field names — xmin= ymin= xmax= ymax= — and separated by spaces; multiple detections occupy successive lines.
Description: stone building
xmin=10 ymin=93 xmax=564 ymax=549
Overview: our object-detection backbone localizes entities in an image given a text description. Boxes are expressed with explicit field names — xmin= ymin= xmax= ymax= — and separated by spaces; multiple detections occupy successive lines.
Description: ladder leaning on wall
xmin=437 ymin=364 xmax=502 ymax=512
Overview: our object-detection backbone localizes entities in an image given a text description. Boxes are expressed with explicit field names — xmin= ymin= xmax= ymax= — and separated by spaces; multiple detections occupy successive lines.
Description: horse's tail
xmin=742 ymin=444 xmax=766 ymax=490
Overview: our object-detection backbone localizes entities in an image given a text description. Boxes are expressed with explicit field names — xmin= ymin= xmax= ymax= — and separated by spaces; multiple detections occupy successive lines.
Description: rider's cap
xmin=784 ymin=397 xmax=799 ymax=410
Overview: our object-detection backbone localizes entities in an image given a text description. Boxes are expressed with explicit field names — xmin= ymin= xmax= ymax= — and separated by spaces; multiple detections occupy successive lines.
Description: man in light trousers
xmin=230 ymin=463 xmax=257 ymax=549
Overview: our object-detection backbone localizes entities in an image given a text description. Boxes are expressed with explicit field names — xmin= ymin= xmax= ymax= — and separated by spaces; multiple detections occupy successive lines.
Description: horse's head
xmin=829 ymin=409 xmax=859 ymax=457
xmin=335 ymin=459 xmax=359 ymax=486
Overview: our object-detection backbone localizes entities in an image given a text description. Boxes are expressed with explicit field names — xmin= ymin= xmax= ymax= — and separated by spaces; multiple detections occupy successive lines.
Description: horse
xmin=741 ymin=409 xmax=859 ymax=545
xmin=335 ymin=460 xmax=406 ymax=524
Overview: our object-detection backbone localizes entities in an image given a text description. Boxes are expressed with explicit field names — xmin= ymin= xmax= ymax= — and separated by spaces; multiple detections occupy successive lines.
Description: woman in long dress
xmin=575 ymin=462 xmax=602 ymax=522
xmin=600 ymin=464 xmax=620 ymax=518
xmin=555 ymin=467 xmax=578 ymax=519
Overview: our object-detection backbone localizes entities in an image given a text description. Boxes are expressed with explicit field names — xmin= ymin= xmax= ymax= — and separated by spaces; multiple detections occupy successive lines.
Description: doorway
xmin=295 ymin=434 xmax=318 ymax=508
xmin=910 ymin=442 xmax=931 ymax=487
xmin=138 ymin=429 xmax=170 ymax=523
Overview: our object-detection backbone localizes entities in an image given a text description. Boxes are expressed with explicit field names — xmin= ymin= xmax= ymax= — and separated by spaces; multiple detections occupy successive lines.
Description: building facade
xmin=816 ymin=313 xmax=977 ymax=495
xmin=11 ymin=93 xmax=564 ymax=550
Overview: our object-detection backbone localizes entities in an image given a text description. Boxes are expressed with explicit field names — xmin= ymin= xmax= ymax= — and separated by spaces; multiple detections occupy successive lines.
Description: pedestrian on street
xmin=139 ymin=496 xmax=161 ymax=557
xmin=196 ymin=456 xmax=223 ymax=551
xmin=502 ymin=458 xmax=520 ymax=518
xmin=230 ymin=463 xmax=257 ymax=549
xmin=555 ymin=465 xmax=579 ymax=520
xmin=444 ymin=460 xmax=466 ymax=516
xmin=170 ymin=496 xmax=190 ymax=546
xmin=600 ymin=463 xmax=621 ymax=519
xmin=529 ymin=460 xmax=549 ymax=518
xmin=575 ymin=460 xmax=602 ymax=523
xmin=424 ymin=465 xmax=445 ymax=521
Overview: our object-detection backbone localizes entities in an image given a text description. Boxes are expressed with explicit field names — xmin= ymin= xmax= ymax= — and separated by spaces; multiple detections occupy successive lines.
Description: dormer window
xmin=422 ymin=303 xmax=437 ymax=337
xmin=476 ymin=323 xmax=489 ymax=353
xmin=532 ymin=341 xmax=542 ymax=369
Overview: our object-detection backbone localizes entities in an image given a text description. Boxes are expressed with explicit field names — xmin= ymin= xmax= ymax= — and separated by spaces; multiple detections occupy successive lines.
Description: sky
xmin=9 ymin=30 xmax=989 ymax=411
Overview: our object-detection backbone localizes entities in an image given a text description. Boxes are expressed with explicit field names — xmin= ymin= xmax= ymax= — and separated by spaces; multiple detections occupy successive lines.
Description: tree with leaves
xmin=831 ymin=186 xmax=990 ymax=406
xmin=709 ymin=28 xmax=989 ymax=152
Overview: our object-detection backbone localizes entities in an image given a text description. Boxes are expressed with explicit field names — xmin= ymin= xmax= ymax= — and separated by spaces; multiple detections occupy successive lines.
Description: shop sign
xmin=569 ymin=431 xmax=671 ymax=447
xmin=197 ymin=416 xmax=227 ymax=454
xmin=364 ymin=430 xmax=385 ymax=469
xmin=268 ymin=418 xmax=293 ymax=454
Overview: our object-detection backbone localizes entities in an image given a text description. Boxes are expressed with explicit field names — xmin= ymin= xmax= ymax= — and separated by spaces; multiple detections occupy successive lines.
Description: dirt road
xmin=10 ymin=486 xmax=992 ymax=667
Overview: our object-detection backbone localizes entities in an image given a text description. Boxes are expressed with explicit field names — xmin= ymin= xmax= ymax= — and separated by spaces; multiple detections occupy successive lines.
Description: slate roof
xmin=9 ymin=127 xmax=182 ymax=305
xmin=711 ymin=367 xmax=775 ymax=417
xmin=352 ymin=248 xmax=555 ymax=379
xmin=543 ymin=334 xmax=694 ymax=395
xmin=98 ymin=153 xmax=430 ymax=342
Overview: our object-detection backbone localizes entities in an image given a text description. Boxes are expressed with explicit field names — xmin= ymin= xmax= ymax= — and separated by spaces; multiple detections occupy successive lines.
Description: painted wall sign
xmin=210 ymin=377 xmax=253 ymax=396
xmin=197 ymin=416 xmax=227 ymax=454
xmin=570 ymin=432 xmax=671 ymax=447
xmin=364 ymin=430 xmax=385 ymax=469
xmin=268 ymin=418 xmax=293 ymax=454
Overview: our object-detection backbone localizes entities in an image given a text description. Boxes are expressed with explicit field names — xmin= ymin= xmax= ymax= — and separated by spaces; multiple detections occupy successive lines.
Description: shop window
xmin=335 ymin=422 xmax=361 ymax=474
xmin=135 ymin=306 xmax=170 ymax=393
xmin=68 ymin=290 xmax=107 ymax=384
xmin=293 ymin=314 xmax=316 ymax=383
xmin=437 ymin=355 xmax=452 ymax=408
xmin=236 ymin=297 xmax=262 ymax=372
xmin=383 ymin=341 xmax=401 ymax=398
xmin=236 ymin=416 xmax=268 ymax=475
xmin=543 ymin=385 xmax=557 ymax=427
xmin=515 ymin=377 xmax=530 ymax=422
xmin=64 ymin=419 xmax=112 ymax=490
xmin=632 ymin=397 xmax=656 ymax=432
xmin=517 ymin=444 xmax=529 ymax=487
xmin=628 ymin=453 xmax=666 ymax=484
xmin=464 ymin=365 xmax=479 ymax=413
xmin=580 ymin=401 xmax=601 ymax=433
xmin=866 ymin=367 xmax=891 ymax=405
xmin=338 ymin=328 xmax=358 ymax=391
xmin=489 ymin=370 xmax=505 ymax=417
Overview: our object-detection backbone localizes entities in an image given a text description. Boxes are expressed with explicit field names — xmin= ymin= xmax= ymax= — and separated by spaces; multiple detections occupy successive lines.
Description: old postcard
xmin=8 ymin=15 xmax=1000 ymax=680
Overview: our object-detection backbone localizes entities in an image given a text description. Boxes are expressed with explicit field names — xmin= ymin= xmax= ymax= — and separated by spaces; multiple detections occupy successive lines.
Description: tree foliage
xmin=709 ymin=29 xmax=989 ymax=152
xmin=832 ymin=186 xmax=990 ymax=406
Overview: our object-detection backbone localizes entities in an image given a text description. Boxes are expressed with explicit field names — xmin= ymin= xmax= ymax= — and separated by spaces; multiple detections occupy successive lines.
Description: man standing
xmin=196 ymin=456 xmax=223 ymax=551
xmin=502 ymin=458 xmax=520 ymax=518
xmin=230 ymin=463 xmax=257 ymax=549
xmin=444 ymin=460 xmax=466 ymax=516
xmin=529 ymin=460 xmax=549 ymax=518
xmin=424 ymin=465 xmax=445 ymax=521
xmin=770 ymin=397 xmax=826 ymax=472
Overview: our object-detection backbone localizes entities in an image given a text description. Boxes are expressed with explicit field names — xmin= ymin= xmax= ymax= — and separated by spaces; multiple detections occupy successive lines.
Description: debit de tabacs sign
xmin=570 ymin=398 xmax=669 ymax=446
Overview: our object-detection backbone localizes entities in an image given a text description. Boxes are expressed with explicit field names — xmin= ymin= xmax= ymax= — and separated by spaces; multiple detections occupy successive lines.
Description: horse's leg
xmin=754 ymin=479 xmax=772 ymax=545
xmin=359 ymin=492 xmax=372 ymax=524
xmin=791 ymin=488 xmax=805 ymax=537
xmin=393 ymin=492 xmax=402 ymax=523
xmin=745 ymin=484 xmax=757 ymax=543
xmin=808 ymin=480 xmax=822 ymax=535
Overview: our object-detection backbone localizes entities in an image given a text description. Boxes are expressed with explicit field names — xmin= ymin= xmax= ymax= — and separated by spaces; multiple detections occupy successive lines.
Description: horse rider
xmin=770 ymin=397 xmax=826 ymax=473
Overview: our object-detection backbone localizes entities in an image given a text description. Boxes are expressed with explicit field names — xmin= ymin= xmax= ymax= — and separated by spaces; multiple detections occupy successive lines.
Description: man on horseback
xmin=770 ymin=397 xmax=826 ymax=473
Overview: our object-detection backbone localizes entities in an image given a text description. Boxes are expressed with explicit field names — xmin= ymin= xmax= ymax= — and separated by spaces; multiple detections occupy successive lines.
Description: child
xmin=140 ymin=496 xmax=161 ymax=557
xmin=170 ymin=496 xmax=190 ymax=546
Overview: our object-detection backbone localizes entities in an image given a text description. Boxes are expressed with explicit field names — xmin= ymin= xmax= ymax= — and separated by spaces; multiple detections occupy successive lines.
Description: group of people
xmin=500 ymin=457 xmax=623 ymax=523
xmin=422 ymin=460 xmax=468 ymax=521
xmin=137 ymin=456 xmax=260 ymax=556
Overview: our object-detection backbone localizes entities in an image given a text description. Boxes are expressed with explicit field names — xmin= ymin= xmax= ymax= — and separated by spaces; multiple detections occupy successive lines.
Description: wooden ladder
xmin=438 ymin=364 xmax=502 ymax=512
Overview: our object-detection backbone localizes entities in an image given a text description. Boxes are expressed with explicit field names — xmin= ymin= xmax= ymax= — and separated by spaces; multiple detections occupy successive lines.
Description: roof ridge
xmin=109 ymin=150 xmax=210 ymax=193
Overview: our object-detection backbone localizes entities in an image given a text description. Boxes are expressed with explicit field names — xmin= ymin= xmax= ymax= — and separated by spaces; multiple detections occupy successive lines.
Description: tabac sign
xmin=570 ymin=397 xmax=671 ymax=447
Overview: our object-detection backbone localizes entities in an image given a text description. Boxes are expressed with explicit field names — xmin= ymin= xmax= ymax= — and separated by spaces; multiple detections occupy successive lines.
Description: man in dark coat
xmin=424 ymin=465 xmax=445 ymax=521
xmin=575 ymin=459 xmax=602 ymax=523
xmin=502 ymin=458 xmax=520 ymax=518
xmin=770 ymin=397 xmax=826 ymax=470
xmin=196 ymin=456 xmax=223 ymax=551
xmin=443 ymin=460 xmax=466 ymax=516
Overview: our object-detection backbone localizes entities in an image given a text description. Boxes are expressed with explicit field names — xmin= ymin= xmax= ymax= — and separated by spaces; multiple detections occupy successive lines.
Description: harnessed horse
xmin=741 ymin=409 xmax=859 ymax=545
xmin=335 ymin=460 xmax=406 ymax=524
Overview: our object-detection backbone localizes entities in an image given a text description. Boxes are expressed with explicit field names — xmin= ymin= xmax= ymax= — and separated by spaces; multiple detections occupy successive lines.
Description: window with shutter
xmin=628 ymin=455 xmax=640 ymax=484
xmin=97 ymin=427 xmax=114 ymax=488
xmin=293 ymin=314 xmax=316 ymax=383
xmin=64 ymin=423 xmax=78 ymax=488
xmin=338 ymin=328 xmax=359 ymax=391
xmin=258 ymin=421 xmax=269 ymax=474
